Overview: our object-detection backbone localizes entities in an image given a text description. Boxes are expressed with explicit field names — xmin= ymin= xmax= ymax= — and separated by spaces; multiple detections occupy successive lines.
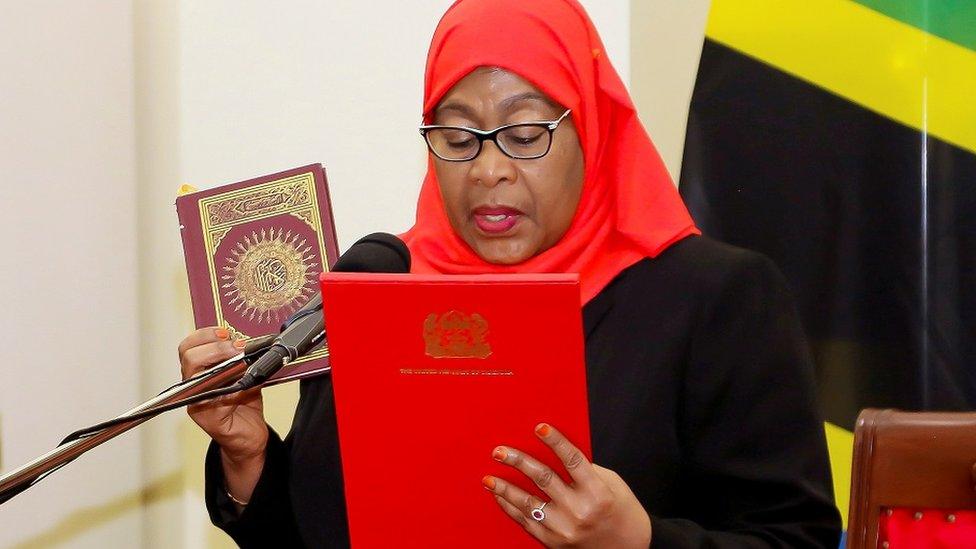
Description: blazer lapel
xmin=582 ymin=281 xmax=615 ymax=340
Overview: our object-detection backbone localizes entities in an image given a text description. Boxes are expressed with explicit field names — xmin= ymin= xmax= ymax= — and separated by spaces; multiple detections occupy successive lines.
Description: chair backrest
xmin=847 ymin=409 xmax=976 ymax=549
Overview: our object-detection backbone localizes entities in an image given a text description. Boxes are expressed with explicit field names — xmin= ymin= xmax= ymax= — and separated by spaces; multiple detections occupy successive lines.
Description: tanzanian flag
xmin=678 ymin=0 xmax=976 ymax=529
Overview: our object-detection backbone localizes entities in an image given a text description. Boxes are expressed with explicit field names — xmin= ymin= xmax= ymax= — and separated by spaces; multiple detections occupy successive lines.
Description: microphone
xmin=237 ymin=233 xmax=411 ymax=389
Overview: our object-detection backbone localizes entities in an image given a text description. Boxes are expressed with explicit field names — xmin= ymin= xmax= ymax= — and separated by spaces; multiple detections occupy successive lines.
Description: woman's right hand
xmin=179 ymin=327 xmax=269 ymax=472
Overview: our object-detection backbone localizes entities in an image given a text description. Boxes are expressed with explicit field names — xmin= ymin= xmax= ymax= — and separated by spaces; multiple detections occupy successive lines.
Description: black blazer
xmin=205 ymin=235 xmax=842 ymax=548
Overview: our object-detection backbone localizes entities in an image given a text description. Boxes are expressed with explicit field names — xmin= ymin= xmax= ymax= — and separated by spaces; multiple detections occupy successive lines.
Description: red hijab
xmin=401 ymin=0 xmax=699 ymax=304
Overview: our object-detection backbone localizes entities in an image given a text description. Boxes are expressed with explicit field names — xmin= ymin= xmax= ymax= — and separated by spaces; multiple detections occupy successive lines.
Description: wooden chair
xmin=847 ymin=409 xmax=976 ymax=548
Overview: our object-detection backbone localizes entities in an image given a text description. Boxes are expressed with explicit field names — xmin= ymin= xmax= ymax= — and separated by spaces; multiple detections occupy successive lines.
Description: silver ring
xmin=530 ymin=501 xmax=548 ymax=522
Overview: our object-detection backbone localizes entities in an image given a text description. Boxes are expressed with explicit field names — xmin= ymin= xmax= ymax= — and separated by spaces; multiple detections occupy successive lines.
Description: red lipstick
xmin=472 ymin=206 xmax=522 ymax=234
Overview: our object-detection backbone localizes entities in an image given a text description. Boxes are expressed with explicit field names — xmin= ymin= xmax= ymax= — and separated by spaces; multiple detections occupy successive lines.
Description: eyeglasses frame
xmin=418 ymin=109 xmax=572 ymax=162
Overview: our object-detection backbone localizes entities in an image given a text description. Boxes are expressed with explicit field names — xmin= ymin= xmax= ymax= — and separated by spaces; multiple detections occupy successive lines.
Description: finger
xmin=492 ymin=494 xmax=556 ymax=546
xmin=190 ymin=384 xmax=261 ymax=410
xmin=535 ymin=423 xmax=596 ymax=485
xmin=483 ymin=476 xmax=557 ymax=544
xmin=188 ymin=382 xmax=262 ymax=409
xmin=178 ymin=327 xmax=232 ymax=358
xmin=483 ymin=475 xmax=568 ymax=532
xmin=212 ymin=386 xmax=264 ymax=408
xmin=492 ymin=445 xmax=573 ymax=502
xmin=180 ymin=339 xmax=245 ymax=379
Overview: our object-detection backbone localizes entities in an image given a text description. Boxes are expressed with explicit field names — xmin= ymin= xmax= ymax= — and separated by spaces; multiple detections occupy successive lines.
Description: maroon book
xmin=176 ymin=164 xmax=339 ymax=384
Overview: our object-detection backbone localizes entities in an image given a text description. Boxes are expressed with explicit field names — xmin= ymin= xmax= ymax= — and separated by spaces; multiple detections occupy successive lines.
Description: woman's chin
xmin=471 ymin=237 xmax=538 ymax=265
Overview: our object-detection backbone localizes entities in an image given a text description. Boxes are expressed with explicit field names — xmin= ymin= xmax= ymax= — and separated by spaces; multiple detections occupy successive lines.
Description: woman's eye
xmin=503 ymin=127 xmax=545 ymax=147
xmin=440 ymin=131 xmax=476 ymax=149
xmin=512 ymin=135 xmax=541 ymax=145
xmin=447 ymin=137 xmax=475 ymax=149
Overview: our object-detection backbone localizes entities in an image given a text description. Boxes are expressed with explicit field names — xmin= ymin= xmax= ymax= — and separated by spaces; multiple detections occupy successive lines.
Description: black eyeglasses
xmin=419 ymin=109 xmax=572 ymax=162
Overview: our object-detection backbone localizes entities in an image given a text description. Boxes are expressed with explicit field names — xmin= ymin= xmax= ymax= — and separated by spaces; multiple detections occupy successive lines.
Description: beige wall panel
xmin=631 ymin=0 xmax=711 ymax=183
xmin=0 ymin=1 xmax=142 ymax=547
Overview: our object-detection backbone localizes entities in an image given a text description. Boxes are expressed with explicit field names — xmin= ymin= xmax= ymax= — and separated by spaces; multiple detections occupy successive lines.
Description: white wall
xmin=0 ymin=1 xmax=142 ymax=547
xmin=132 ymin=2 xmax=190 ymax=547
xmin=631 ymin=0 xmax=711 ymax=182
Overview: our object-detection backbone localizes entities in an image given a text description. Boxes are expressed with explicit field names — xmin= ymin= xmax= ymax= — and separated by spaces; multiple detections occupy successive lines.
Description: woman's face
xmin=430 ymin=67 xmax=585 ymax=265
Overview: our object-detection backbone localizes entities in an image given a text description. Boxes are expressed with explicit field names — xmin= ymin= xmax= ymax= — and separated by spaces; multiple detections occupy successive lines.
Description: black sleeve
xmin=204 ymin=428 xmax=304 ymax=548
xmin=203 ymin=375 xmax=349 ymax=548
xmin=652 ymin=252 xmax=841 ymax=548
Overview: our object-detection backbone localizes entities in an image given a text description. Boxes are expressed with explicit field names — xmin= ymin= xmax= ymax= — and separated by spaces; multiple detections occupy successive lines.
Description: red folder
xmin=320 ymin=273 xmax=591 ymax=548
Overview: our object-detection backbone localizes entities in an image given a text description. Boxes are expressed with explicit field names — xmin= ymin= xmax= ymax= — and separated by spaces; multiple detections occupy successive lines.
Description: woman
xmin=180 ymin=0 xmax=842 ymax=546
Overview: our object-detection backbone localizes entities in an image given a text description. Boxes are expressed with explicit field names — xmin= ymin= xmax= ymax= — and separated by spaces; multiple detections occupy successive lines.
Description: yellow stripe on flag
xmin=824 ymin=422 xmax=853 ymax=530
xmin=706 ymin=0 xmax=976 ymax=155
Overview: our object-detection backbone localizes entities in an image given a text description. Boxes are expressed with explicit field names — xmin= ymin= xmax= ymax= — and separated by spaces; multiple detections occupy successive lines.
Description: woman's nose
xmin=468 ymin=141 xmax=517 ymax=188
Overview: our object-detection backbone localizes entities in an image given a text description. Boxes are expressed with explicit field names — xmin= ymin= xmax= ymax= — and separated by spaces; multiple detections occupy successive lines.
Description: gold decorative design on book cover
xmin=197 ymin=172 xmax=330 ymax=364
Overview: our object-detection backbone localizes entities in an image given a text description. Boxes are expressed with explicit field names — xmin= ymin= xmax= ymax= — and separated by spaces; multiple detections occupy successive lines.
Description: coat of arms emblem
xmin=423 ymin=311 xmax=491 ymax=359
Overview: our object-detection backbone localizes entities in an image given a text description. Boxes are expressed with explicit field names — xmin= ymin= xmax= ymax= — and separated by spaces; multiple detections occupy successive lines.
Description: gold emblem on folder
xmin=423 ymin=311 xmax=492 ymax=359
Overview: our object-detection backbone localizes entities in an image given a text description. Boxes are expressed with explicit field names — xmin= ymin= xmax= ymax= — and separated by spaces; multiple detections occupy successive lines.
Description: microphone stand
xmin=0 ymin=334 xmax=277 ymax=506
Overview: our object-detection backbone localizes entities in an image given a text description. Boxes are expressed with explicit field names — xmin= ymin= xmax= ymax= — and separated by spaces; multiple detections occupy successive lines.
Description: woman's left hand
xmin=483 ymin=423 xmax=652 ymax=548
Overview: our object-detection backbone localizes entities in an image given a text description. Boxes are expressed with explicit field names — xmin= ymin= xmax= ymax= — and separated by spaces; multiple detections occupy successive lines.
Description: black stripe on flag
xmin=679 ymin=39 xmax=976 ymax=428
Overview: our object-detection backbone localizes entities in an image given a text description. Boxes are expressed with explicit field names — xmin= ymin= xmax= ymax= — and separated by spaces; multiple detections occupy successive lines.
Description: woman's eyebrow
xmin=499 ymin=91 xmax=559 ymax=112
xmin=435 ymin=101 xmax=477 ymax=119
xmin=434 ymin=92 xmax=558 ymax=121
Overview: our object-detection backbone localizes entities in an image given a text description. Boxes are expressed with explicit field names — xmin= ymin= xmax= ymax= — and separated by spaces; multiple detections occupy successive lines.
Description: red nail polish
xmin=215 ymin=328 xmax=230 ymax=340
xmin=492 ymin=447 xmax=507 ymax=462
xmin=482 ymin=475 xmax=496 ymax=491
xmin=536 ymin=423 xmax=552 ymax=438
xmin=233 ymin=339 xmax=246 ymax=350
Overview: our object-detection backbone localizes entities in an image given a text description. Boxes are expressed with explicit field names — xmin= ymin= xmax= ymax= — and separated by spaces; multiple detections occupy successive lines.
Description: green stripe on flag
xmin=852 ymin=0 xmax=976 ymax=52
